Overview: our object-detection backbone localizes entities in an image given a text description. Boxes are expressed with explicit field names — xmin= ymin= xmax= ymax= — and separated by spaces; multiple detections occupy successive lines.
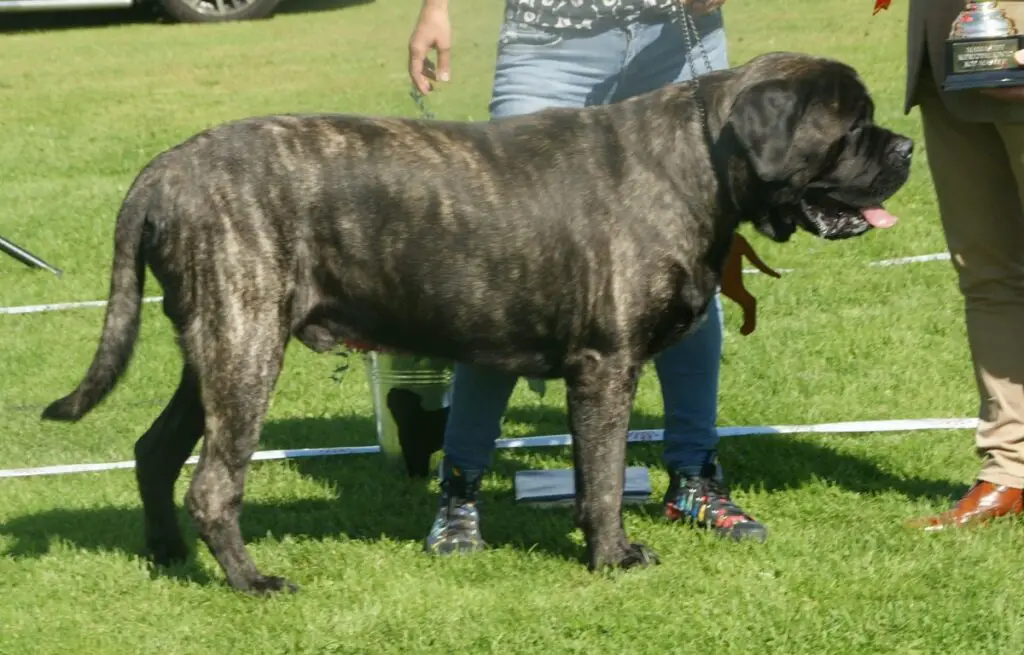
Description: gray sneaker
xmin=424 ymin=464 xmax=487 ymax=555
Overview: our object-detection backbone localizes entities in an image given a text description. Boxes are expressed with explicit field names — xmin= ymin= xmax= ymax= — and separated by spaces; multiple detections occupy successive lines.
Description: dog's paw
xmin=589 ymin=542 xmax=660 ymax=571
xmin=147 ymin=537 xmax=190 ymax=568
xmin=246 ymin=575 xmax=299 ymax=596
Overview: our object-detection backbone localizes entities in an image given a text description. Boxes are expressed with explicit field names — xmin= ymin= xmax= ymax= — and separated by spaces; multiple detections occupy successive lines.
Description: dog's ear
xmin=725 ymin=80 xmax=805 ymax=184
xmin=726 ymin=70 xmax=869 ymax=187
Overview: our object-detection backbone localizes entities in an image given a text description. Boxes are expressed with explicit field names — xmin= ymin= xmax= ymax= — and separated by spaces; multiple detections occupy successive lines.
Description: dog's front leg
xmin=566 ymin=352 xmax=659 ymax=571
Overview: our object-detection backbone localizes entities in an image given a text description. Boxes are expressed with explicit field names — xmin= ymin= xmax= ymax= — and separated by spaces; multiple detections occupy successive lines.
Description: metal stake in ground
xmin=0 ymin=235 xmax=63 ymax=278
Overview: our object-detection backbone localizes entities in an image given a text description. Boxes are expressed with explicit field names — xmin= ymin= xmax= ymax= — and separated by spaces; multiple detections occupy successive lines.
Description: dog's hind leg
xmin=134 ymin=365 xmax=205 ymax=567
xmin=566 ymin=353 xmax=659 ymax=571
xmin=131 ymin=288 xmax=208 ymax=567
xmin=183 ymin=307 xmax=292 ymax=595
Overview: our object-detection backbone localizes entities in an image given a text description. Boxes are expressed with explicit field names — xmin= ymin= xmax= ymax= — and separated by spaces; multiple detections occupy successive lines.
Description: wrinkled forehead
xmin=800 ymin=66 xmax=872 ymax=118
xmin=739 ymin=55 xmax=874 ymax=120
xmin=794 ymin=68 xmax=876 ymax=138
xmin=832 ymin=70 xmax=874 ymax=123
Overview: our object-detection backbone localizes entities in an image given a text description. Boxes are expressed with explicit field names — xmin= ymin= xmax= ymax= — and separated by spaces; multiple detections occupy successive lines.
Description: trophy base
xmin=944 ymin=34 xmax=1024 ymax=91
xmin=943 ymin=68 xmax=1024 ymax=91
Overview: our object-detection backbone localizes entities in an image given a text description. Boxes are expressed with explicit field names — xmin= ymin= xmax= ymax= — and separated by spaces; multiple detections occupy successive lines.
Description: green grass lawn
xmin=3 ymin=0 xmax=1023 ymax=652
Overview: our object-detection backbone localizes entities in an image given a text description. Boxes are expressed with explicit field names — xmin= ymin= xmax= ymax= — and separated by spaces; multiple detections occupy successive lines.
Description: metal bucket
xmin=363 ymin=351 xmax=453 ymax=477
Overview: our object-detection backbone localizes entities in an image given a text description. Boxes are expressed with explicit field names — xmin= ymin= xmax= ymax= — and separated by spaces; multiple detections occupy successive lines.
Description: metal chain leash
xmin=409 ymin=56 xmax=438 ymax=119
xmin=409 ymin=86 xmax=436 ymax=120
xmin=671 ymin=3 xmax=716 ymax=135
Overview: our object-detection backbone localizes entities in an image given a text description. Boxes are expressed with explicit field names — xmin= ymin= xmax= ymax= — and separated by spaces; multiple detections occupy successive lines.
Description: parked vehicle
xmin=0 ymin=0 xmax=283 ymax=23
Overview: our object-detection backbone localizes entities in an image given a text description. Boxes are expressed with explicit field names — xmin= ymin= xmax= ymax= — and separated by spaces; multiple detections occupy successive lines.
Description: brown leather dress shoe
xmin=906 ymin=481 xmax=1024 ymax=532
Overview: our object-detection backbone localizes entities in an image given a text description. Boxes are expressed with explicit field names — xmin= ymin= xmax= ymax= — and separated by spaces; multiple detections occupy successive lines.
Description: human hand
xmin=979 ymin=50 xmax=1024 ymax=102
xmin=677 ymin=0 xmax=726 ymax=15
xmin=408 ymin=0 xmax=451 ymax=95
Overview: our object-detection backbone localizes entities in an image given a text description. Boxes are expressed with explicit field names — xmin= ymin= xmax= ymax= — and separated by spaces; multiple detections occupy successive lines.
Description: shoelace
xmin=700 ymin=479 xmax=755 ymax=527
xmin=676 ymin=477 xmax=749 ymax=526
xmin=441 ymin=500 xmax=480 ymax=535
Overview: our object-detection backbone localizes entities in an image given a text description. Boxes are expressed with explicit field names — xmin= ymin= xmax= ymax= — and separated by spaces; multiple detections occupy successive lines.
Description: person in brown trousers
xmin=900 ymin=0 xmax=1024 ymax=530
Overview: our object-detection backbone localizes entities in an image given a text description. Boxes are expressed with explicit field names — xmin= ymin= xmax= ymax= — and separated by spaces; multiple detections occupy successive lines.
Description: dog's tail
xmin=41 ymin=170 xmax=154 ymax=423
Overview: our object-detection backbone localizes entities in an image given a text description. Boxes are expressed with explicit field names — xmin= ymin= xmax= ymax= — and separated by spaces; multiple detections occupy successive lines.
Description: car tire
xmin=156 ymin=0 xmax=282 ymax=23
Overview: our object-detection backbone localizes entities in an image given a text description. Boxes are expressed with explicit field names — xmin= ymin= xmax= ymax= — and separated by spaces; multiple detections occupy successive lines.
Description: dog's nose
xmin=892 ymin=138 xmax=914 ymax=159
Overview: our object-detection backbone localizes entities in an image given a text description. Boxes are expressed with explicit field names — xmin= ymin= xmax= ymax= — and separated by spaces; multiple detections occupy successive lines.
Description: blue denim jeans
xmin=443 ymin=12 xmax=728 ymax=477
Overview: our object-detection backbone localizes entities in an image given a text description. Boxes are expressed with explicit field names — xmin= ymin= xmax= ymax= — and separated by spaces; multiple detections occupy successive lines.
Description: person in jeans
xmin=406 ymin=0 xmax=767 ymax=555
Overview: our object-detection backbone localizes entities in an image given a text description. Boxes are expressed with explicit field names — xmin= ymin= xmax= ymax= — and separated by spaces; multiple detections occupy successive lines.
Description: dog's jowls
xmin=41 ymin=51 xmax=912 ymax=594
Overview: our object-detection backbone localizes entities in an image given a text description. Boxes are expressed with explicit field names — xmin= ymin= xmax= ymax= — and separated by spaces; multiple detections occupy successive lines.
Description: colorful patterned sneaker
xmin=424 ymin=464 xmax=487 ymax=555
xmin=663 ymin=458 xmax=768 ymax=543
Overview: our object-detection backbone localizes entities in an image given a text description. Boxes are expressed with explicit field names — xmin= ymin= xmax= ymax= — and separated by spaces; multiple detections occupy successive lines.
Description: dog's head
xmin=717 ymin=52 xmax=913 ymax=242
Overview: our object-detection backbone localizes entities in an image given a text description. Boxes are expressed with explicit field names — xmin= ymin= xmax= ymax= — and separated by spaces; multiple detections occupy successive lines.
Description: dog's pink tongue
xmin=862 ymin=207 xmax=897 ymax=228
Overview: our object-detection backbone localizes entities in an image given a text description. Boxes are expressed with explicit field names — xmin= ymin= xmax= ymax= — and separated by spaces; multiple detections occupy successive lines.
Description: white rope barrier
xmin=0 ymin=296 xmax=164 ymax=316
xmin=869 ymin=252 xmax=951 ymax=267
xmin=0 ymin=417 xmax=978 ymax=479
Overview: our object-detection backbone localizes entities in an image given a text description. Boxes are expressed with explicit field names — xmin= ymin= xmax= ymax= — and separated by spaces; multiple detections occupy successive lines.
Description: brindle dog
xmin=42 ymin=52 xmax=912 ymax=594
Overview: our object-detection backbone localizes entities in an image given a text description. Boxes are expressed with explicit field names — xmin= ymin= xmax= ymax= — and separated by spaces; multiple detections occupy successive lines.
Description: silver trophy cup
xmin=944 ymin=1 xmax=1024 ymax=90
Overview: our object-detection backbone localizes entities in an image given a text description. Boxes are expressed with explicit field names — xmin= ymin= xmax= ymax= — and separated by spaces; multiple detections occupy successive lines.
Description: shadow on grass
xmin=0 ymin=402 xmax=966 ymax=590
xmin=0 ymin=0 xmax=372 ymax=35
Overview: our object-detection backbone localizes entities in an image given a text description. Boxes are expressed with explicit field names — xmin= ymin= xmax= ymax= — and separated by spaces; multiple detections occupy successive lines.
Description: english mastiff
xmin=43 ymin=51 xmax=913 ymax=594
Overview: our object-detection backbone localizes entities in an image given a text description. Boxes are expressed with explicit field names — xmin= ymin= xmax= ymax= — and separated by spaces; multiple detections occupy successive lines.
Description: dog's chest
xmin=637 ymin=264 xmax=718 ymax=357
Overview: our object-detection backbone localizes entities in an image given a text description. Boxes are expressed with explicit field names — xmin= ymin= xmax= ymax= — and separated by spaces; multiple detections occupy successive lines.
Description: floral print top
xmin=505 ymin=0 xmax=680 ymax=30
